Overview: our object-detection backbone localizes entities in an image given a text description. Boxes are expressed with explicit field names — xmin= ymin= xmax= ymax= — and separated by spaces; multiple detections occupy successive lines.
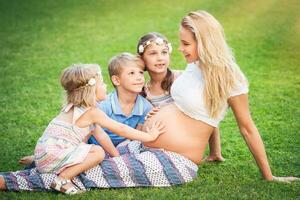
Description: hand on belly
xmin=143 ymin=104 xmax=191 ymax=149
xmin=143 ymin=103 xmax=213 ymax=164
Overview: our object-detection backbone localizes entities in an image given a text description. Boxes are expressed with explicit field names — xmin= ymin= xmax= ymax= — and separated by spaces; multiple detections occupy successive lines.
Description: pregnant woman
xmin=0 ymin=10 xmax=297 ymax=193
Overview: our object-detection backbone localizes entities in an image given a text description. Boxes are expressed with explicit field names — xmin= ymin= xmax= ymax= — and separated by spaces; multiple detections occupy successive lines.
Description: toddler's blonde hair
xmin=60 ymin=64 xmax=102 ymax=107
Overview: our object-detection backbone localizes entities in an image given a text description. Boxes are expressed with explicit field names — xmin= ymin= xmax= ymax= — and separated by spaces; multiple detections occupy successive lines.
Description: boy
xmin=88 ymin=52 xmax=152 ymax=146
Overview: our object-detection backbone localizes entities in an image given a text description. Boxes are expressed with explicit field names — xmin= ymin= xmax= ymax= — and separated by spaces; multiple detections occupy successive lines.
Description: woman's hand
xmin=145 ymin=107 xmax=160 ymax=121
xmin=145 ymin=121 xmax=165 ymax=141
xmin=271 ymin=176 xmax=300 ymax=183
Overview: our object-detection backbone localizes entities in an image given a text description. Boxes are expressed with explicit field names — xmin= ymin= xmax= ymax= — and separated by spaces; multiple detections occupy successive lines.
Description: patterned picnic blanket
xmin=1 ymin=141 xmax=198 ymax=191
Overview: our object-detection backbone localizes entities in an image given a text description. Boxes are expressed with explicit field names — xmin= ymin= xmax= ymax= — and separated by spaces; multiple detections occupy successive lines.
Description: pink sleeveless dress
xmin=34 ymin=104 xmax=93 ymax=174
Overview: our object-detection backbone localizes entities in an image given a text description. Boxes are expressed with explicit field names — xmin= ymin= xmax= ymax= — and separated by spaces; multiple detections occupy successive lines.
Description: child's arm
xmin=89 ymin=108 xmax=165 ymax=142
xmin=92 ymin=125 xmax=120 ymax=157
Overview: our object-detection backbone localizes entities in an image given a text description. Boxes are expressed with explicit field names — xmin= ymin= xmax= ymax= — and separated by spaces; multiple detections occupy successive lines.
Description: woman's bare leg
xmin=0 ymin=176 xmax=7 ymax=190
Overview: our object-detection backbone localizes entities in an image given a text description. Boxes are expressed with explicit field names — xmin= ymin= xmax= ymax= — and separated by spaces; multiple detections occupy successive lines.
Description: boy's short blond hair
xmin=108 ymin=52 xmax=145 ymax=86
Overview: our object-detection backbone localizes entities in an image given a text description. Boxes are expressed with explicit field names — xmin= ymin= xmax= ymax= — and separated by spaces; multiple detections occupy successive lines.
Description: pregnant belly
xmin=143 ymin=103 xmax=213 ymax=164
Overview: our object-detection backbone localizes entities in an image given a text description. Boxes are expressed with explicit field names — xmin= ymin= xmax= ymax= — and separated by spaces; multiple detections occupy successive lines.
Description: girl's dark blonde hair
xmin=137 ymin=32 xmax=174 ymax=93
xmin=60 ymin=64 xmax=102 ymax=108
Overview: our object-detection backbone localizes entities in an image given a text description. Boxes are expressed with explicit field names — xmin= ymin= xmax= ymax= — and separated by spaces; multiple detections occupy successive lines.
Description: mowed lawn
xmin=0 ymin=0 xmax=299 ymax=199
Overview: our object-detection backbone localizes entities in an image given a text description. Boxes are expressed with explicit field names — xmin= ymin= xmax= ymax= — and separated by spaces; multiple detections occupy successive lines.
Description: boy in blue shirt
xmin=88 ymin=52 xmax=152 ymax=146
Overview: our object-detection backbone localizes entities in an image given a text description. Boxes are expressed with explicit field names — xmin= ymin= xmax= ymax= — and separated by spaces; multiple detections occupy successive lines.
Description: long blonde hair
xmin=181 ymin=10 xmax=248 ymax=118
xmin=60 ymin=64 xmax=101 ymax=107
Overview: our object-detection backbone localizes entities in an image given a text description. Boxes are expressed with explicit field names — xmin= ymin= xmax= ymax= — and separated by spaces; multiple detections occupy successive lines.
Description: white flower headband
xmin=87 ymin=78 xmax=96 ymax=86
xmin=86 ymin=71 xmax=101 ymax=86
xmin=74 ymin=71 xmax=101 ymax=91
xmin=138 ymin=37 xmax=172 ymax=54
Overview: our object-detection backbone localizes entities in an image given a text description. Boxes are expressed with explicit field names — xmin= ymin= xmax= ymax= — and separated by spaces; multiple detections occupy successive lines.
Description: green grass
xmin=0 ymin=0 xmax=299 ymax=199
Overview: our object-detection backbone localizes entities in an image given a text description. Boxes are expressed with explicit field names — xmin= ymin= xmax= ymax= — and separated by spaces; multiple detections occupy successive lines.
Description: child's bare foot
xmin=19 ymin=155 xmax=34 ymax=166
xmin=203 ymin=154 xmax=225 ymax=162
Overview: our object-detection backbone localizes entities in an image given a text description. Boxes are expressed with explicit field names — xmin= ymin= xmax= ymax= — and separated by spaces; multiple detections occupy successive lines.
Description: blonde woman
xmin=0 ymin=11 xmax=298 ymax=193
xmin=143 ymin=10 xmax=297 ymax=182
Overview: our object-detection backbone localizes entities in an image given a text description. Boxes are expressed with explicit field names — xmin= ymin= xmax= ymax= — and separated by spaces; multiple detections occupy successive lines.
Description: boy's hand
xmin=145 ymin=107 xmax=160 ymax=121
xmin=271 ymin=176 xmax=300 ymax=183
xmin=145 ymin=121 xmax=165 ymax=141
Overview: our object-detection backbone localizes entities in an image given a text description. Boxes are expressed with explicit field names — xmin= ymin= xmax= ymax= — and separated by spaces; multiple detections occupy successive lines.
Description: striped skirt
xmin=1 ymin=141 xmax=198 ymax=191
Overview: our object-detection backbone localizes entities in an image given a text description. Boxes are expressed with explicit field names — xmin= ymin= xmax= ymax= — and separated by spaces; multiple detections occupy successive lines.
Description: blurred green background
xmin=0 ymin=0 xmax=299 ymax=199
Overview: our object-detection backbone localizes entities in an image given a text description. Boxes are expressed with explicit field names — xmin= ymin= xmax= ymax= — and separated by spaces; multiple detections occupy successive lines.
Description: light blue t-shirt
xmin=88 ymin=90 xmax=153 ymax=146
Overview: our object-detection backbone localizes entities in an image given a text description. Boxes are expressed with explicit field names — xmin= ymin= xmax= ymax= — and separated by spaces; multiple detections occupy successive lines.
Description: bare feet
xmin=0 ymin=176 xmax=7 ymax=190
xmin=203 ymin=154 xmax=225 ymax=162
xmin=19 ymin=155 xmax=34 ymax=166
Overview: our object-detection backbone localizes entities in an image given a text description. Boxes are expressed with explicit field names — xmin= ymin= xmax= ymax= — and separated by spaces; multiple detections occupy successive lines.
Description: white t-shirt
xmin=171 ymin=62 xmax=248 ymax=127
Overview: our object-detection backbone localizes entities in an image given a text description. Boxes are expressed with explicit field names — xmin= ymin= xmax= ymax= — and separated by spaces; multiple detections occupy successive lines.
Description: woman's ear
xmin=111 ymin=75 xmax=120 ymax=86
